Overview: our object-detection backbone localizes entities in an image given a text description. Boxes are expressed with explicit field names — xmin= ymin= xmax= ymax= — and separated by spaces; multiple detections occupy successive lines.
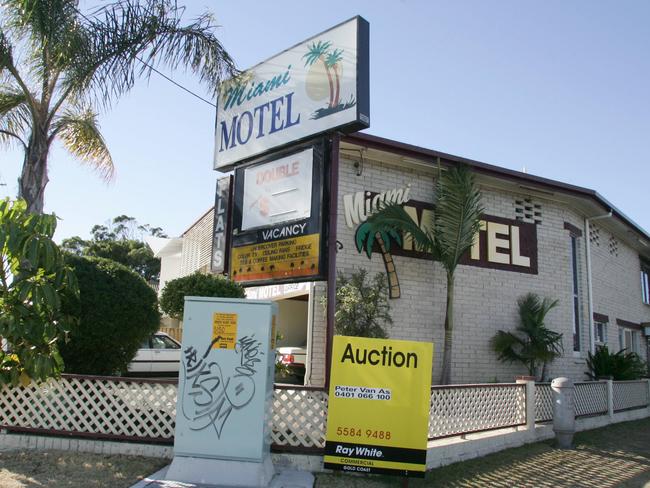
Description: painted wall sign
xmin=230 ymin=141 xmax=327 ymax=286
xmin=174 ymin=297 xmax=276 ymax=462
xmin=211 ymin=176 xmax=233 ymax=274
xmin=324 ymin=336 xmax=433 ymax=477
xmin=344 ymin=188 xmax=539 ymax=275
xmin=214 ymin=17 xmax=369 ymax=170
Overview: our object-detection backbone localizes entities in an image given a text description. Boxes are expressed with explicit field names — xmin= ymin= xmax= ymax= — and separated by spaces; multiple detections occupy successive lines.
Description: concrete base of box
xmin=165 ymin=454 xmax=274 ymax=487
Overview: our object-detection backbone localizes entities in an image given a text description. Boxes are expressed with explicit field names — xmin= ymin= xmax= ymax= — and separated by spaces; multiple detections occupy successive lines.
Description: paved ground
xmin=315 ymin=418 xmax=650 ymax=487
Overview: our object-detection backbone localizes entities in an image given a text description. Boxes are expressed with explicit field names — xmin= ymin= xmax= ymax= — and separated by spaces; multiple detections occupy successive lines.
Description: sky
xmin=1 ymin=1 xmax=649 ymax=242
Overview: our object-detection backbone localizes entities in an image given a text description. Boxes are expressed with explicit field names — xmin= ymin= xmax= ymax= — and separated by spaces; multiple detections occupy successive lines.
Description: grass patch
xmin=0 ymin=450 xmax=167 ymax=488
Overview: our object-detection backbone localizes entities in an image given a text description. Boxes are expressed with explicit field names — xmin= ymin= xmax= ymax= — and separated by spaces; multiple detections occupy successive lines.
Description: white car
xmin=127 ymin=332 xmax=182 ymax=376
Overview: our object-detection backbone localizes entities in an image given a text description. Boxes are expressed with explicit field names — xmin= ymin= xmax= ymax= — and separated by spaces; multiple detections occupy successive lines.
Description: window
xmin=594 ymin=322 xmax=607 ymax=345
xmin=570 ymin=236 xmax=581 ymax=351
xmin=641 ymin=263 xmax=650 ymax=305
xmin=619 ymin=327 xmax=641 ymax=355
xmin=151 ymin=335 xmax=181 ymax=350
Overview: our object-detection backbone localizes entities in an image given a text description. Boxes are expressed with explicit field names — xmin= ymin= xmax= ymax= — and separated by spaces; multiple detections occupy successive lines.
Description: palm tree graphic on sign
xmin=302 ymin=41 xmax=356 ymax=119
xmin=355 ymin=224 xmax=402 ymax=299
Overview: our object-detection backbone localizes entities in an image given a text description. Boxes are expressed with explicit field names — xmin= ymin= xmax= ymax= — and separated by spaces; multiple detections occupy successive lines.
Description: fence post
xmin=516 ymin=377 xmax=536 ymax=433
xmin=607 ymin=379 xmax=614 ymax=419
xmin=551 ymin=377 xmax=575 ymax=448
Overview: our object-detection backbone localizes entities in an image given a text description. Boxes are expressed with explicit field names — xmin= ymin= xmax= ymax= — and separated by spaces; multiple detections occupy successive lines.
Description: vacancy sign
xmin=214 ymin=16 xmax=369 ymax=170
xmin=324 ymin=336 xmax=433 ymax=477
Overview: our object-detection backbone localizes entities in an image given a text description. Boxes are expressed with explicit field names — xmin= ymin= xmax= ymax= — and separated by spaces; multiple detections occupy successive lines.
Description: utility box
xmin=168 ymin=297 xmax=277 ymax=486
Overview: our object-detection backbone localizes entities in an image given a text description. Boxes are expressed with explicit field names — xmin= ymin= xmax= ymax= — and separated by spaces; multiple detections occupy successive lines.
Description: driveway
xmin=315 ymin=417 xmax=650 ymax=487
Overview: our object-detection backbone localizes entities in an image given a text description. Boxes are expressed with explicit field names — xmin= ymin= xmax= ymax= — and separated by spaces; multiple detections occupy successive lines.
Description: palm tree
xmin=0 ymin=0 xmax=237 ymax=213
xmin=354 ymin=224 xmax=402 ymax=298
xmin=491 ymin=293 xmax=563 ymax=381
xmin=361 ymin=165 xmax=484 ymax=384
xmin=303 ymin=41 xmax=334 ymax=107
xmin=325 ymin=48 xmax=343 ymax=107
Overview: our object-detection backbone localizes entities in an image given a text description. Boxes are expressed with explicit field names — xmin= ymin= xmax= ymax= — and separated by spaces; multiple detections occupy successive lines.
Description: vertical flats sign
xmin=214 ymin=16 xmax=370 ymax=171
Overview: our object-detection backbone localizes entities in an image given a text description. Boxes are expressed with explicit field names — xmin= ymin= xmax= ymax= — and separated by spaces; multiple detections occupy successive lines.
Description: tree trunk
xmin=333 ymin=64 xmax=341 ymax=107
xmin=439 ymin=272 xmax=454 ymax=385
xmin=320 ymin=57 xmax=334 ymax=108
xmin=376 ymin=233 xmax=400 ymax=299
xmin=18 ymin=133 xmax=49 ymax=214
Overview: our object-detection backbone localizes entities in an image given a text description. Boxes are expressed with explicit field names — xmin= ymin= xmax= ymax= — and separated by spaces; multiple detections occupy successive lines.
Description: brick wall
xmin=591 ymin=224 xmax=650 ymax=361
xmin=307 ymin=154 xmax=610 ymax=385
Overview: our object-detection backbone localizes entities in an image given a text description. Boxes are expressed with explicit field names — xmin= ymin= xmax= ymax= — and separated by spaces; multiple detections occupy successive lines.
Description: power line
xmin=136 ymin=58 xmax=216 ymax=107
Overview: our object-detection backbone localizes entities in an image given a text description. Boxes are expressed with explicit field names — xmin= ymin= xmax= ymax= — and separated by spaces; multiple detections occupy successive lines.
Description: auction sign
xmin=229 ymin=140 xmax=326 ymax=285
xmin=325 ymin=336 xmax=433 ymax=477
xmin=214 ymin=16 xmax=369 ymax=171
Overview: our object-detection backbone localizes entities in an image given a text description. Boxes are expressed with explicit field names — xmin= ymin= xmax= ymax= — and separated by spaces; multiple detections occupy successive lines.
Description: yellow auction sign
xmin=324 ymin=336 xmax=433 ymax=477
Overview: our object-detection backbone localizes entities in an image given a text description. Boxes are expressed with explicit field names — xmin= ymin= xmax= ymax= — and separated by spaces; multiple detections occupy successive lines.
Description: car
xmin=275 ymin=346 xmax=307 ymax=384
xmin=127 ymin=332 xmax=182 ymax=376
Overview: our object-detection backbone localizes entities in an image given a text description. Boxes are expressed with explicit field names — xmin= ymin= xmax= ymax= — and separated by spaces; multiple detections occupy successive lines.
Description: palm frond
xmin=434 ymin=165 xmax=484 ymax=273
xmin=302 ymin=41 xmax=331 ymax=66
xmin=356 ymin=203 xmax=434 ymax=257
xmin=0 ymin=87 xmax=30 ymax=147
xmin=63 ymin=0 xmax=238 ymax=108
xmin=50 ymin=107 xmax=114 ymax=180
xmin=0 ymin=27 xmax=14 ymax=72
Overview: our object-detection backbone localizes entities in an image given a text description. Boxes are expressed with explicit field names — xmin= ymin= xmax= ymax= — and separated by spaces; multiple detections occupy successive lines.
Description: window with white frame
xmin=641 ymin=261 xmax=650 ymax=305
xmin=619 ymin=327 xmax=641 ymax=355
xmin=570 ymin=236 xmax=581 ymax=352
xmin=594 ymin=321 xmax=607 ymax=345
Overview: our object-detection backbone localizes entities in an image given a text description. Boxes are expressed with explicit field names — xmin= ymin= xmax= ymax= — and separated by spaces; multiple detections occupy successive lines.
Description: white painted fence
xmin=0 ymin=375 xmax=648 ymax=453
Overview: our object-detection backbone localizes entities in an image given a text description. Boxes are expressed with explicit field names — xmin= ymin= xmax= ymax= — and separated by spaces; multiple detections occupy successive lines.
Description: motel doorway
xmin=245 ymin=282 xmax=314 ymax=386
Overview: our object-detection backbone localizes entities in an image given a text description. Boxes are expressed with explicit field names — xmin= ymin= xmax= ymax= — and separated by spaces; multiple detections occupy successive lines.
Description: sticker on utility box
xmin=211 ymin=312 xmax=238 ymax=349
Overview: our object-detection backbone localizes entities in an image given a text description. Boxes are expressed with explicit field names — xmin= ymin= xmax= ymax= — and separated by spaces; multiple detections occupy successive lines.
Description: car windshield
xmin=152 ymin=335 xmax=180 ymax=349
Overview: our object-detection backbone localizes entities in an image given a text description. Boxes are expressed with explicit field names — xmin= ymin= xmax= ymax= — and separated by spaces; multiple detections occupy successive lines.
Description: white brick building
xmin=157 ymin=132 xmax=650 ymax=386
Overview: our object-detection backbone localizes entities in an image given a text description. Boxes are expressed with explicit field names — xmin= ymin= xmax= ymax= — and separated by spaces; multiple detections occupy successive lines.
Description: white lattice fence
xmin=269 ymin=387 xmax=328 ymax=449
xmin=428 ymin=384 xmax=526 ymax=439
xmin=575 ymin=382 xmax=608 ymax=417
xmin=0 ymin=375 xmax=177 ymax=442
xmin=613 ymin=381 xmax=650 ymax=412
xmin=535 ymin=383 xmax=553 ymax=422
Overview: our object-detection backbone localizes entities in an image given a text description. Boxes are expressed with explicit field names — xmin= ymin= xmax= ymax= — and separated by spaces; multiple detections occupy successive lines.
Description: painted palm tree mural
xmin=303 ymin=41 xmax=356 ymax=119
xmin=355 ymin=225 xmax=403 ymax=299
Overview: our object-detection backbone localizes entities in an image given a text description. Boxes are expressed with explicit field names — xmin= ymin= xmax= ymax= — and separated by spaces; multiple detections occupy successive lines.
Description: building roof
xmin=343 ymin=132 xmax=650 ymax=247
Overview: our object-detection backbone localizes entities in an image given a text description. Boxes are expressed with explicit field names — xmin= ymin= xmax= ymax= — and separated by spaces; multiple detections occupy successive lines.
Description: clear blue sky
xmin=1 ymin=1 xmax=649 ymax=241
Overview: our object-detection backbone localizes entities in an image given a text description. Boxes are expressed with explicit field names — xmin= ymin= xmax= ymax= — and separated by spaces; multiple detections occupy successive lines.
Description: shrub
xmin=329 ymin=268 xmax=392 ymax=338
xmin=59 ymin=255 xmax=160 ymax=375
xmin=0 ymin=199 xmax=78 ymax=386
xmin=159 ymin=272 xmax=245 ymax=320
xmin=490 ymin=293 xmax=562 ymax=382
xmin=586 ymin=345 xmax=647 ymax=380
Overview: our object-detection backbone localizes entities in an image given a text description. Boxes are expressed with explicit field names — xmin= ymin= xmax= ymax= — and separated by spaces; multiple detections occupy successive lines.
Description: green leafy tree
xmin=490 ymin=293 xmax=563 ymax=381
xmin=0 ymin=0 xmax=237 ymax=213
xmin=59 ymin=255 xmax=159 ymax=375
xmin=330 ymin=268 xmax=392 ymax=338
xmin=61 ymin=215 xmax=165 ymax=282
xmin=360 ymin=165 xmax=484 ymax=384
xmin=160 ymin=272 xmax=245 ymax=320
xmin=0 ymin=199 xmax=78 ymax=386
xmin=586 ymin=345 xmax=647 ymax=381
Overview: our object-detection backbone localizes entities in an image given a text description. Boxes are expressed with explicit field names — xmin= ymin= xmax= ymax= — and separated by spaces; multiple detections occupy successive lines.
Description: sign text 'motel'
xmin=214 ymin=16 xmax=369 ymax=171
